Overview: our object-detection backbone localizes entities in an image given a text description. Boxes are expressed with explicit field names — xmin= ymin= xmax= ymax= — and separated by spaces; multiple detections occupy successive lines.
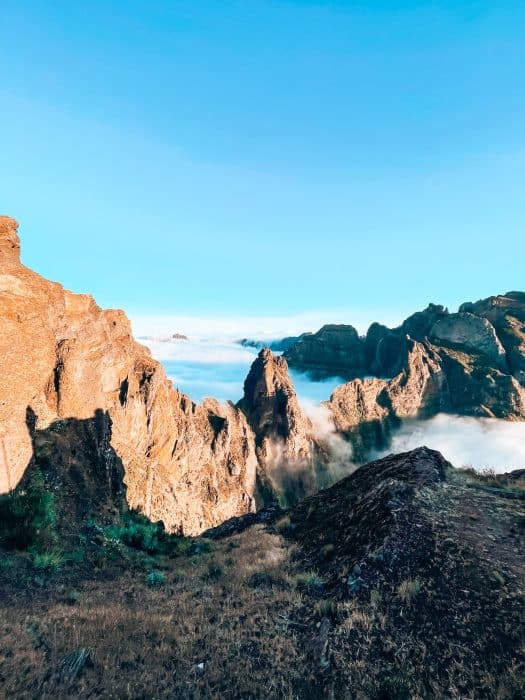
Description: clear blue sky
xmin=1 ymin=1 xmax=524 ymax=321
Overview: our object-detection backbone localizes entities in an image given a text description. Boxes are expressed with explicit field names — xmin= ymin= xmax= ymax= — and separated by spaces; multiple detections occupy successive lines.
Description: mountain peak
xmin=0 ymin=216 xmax=20 ymax=262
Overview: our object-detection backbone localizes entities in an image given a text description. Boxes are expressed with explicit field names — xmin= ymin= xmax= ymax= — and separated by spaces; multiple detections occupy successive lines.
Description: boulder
xmin=429 ymin=312 xmax=506 ymax=362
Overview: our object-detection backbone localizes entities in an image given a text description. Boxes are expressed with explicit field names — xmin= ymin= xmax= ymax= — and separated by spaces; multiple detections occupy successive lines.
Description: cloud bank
xmin=377 ymin=414 xmax=525 ymax=473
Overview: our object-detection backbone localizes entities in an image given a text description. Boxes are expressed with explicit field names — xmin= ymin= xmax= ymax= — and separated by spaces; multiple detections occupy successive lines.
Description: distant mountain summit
xmin=283 ymin=293 xmax=525 ymax=455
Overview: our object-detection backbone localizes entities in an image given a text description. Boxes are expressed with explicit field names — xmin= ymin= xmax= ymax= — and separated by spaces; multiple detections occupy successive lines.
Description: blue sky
xmin=1 ymin=1 xmax=524 ymax=326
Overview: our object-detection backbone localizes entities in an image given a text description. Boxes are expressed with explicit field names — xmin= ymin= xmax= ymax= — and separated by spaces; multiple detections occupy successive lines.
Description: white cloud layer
xmin=130 ymin=308 xmax=406 ymax=342
xmin=377 ymin=414 xmax=525 ymax=473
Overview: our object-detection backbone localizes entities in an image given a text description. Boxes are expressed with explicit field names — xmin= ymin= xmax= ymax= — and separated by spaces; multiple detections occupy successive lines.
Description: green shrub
xmin=0 ymin=469 xmax=56 ymax=550
xmin=295 ymin=571 xmax=324 ymax=594
xmin=146 ymin=569 xmax=166 ymax=587
xmin=31 ymin=550 xmax=64 ymax=570
xmin=105 ymin=511 xmax=166 ymax=554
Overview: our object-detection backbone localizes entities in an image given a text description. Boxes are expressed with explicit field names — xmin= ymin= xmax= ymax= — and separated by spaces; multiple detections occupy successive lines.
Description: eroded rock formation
xmin=0 ymin=217 xmax=257 ymax=534
xmin=284 ymin=324 xmax=367 ymax=379
xmin=237 ymin=349 xmax=321 ymax=504
xmin=289 ymin=298 xmax=525 ymax=455
xmin=327 ymin=339 xmax=446 ymax=456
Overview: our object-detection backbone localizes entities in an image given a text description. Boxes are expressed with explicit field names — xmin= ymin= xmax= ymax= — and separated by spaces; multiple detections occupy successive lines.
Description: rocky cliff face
xmin=281 ymin=297 xmax=525 ymax=455
xmin=237 ymin=349 xmax=322 ymax=504
xmin=460 ymin=291 xmax=525 ymax=384
xmin=327 ymin=339 xmax=446 ymax=456
xmin=0 ymin=217 xmax=257 ymax=534
xmin=283 ymin=324 xmax=367 ymax=379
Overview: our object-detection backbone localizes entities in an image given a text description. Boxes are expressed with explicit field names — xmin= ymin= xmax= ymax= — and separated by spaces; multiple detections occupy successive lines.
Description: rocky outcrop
xmin=460 ymin=291 xmax=525 ymax=384
xmin=239 ymin=333 xmax=312 ymax=352
xmin=0 ymin=217 xmax=257 ymax=534
xmin=237 ymin=349 xmax=321 ymax=504
xmin=282 ymin=295 xmax=525 ymax=456
xmin=429 ymin=312 xmax=506 ymax=362
xmin=284 ymin=324 xmax=366 ymax=379
xmin=326 ymin=340 xmax=446 ymax=456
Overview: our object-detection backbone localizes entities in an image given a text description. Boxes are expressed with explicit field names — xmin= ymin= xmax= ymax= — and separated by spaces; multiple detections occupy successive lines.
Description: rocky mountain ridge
xmin=0 ymin=217 xmax=258 ymax=534
xmin=0 ymin=217 xmax=325 ymax=532
xmin=2 ymin=215 xmax=525 ymax=533
xmin=283 ymin=294 xmax=525 ymax=454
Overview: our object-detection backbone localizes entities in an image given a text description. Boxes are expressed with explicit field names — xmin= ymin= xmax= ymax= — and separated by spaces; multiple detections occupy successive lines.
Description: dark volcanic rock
xmin=283 ymin=447 xmax=525 ymax=698
xmin=289 ymin=447 xmax=450 ymax=587
xmin=399 ymin=303 xmax=449 ymax=341
xmin=364 ymin=323 xmax=409 ymax=377
xmin=239 ymin=333 xmax=312 ymax=352
xmin=284 ymin=324 xmax=366 ymax=380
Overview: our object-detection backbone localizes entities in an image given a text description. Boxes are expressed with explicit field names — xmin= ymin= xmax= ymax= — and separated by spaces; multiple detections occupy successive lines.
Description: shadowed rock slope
xmin=284 ymin=446 xmax=525 ymax=697
xmin=0 ymin=216 xmax=257 ymax=534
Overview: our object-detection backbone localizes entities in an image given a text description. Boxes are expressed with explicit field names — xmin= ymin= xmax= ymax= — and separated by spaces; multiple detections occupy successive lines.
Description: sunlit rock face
xmin=0 ymin=216 xmax=257 ymax=534
xmin=320 ymin=302 xmax=525 ymax=456
xmin=237 ymin=349 xmax=319 ymax=504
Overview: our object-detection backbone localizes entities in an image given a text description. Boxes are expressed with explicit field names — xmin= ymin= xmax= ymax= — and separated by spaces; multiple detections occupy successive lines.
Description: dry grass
xmin=0 ymin=527 xmax=315 ymax=699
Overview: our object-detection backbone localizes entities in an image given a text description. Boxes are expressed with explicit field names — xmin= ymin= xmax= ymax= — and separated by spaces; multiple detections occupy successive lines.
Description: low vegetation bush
xmin=146 ymin=569 xmax=166 ymax=587
xmin=104 ymin=511 xmax=168 ymax=554
xmin=0 ymin=469 xmax=57 ymax=551
xmin=31 ymin=550 xmax=64 ymax=571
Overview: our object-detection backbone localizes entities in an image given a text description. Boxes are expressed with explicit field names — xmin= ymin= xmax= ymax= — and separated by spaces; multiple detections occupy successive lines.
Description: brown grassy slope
xmin=0 ymin=447 xmax=524 ymax=699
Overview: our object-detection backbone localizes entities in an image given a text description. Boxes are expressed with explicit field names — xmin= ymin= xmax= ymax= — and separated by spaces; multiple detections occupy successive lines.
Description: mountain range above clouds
xmin=2 ymin=215 xmax=525 ymax=537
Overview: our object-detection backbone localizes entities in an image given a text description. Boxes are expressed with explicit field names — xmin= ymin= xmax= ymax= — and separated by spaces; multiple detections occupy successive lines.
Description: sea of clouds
xmin=375 ymin=414 xmax=525 ymax=473
xmin=133 ymin=314 xmax=525 ymax=474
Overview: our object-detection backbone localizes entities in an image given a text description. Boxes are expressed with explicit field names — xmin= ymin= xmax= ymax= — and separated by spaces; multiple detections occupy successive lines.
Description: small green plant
xmin=295 ymin=571 xmax=324 ymax=594
xmin=146 ymin=569 xmax=166 ymax=587
xmin=31 ymin=550 xmax=64 ymax=571
xmin=0 ymin=554 xmax=17 ymax=571
xmin=397 ymin=578 xmax=422 ymax=603
xmin=0 ymin=469 xmax=56 ymax=550
xmin=105 ymin=511 xmax=165 ymax=554
xmin=65 ymin=589 xmax=82 ymax=605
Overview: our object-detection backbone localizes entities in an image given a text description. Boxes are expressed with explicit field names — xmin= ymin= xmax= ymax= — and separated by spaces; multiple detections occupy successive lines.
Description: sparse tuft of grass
xmin=314 ymin=598 xmax=338 ymax=621
xmin=31 ymin=550 xmax=64 ymax=571
xmin=274 ymin=515 xmax=292 ymax=536
xmin=396 ymin=578 xmax=422 ymax=604
xmin=370 ymin=588 xmax=381 ymax=607
xmin=146 ymin=570 xmax=166 ymax=587
xmin=295 ymin=571 xmax=324 ymax=594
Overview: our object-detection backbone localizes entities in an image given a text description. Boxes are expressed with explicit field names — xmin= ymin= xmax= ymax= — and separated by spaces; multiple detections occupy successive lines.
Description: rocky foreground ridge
xmin=2 ymin=447 xmax=521 ymax=697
